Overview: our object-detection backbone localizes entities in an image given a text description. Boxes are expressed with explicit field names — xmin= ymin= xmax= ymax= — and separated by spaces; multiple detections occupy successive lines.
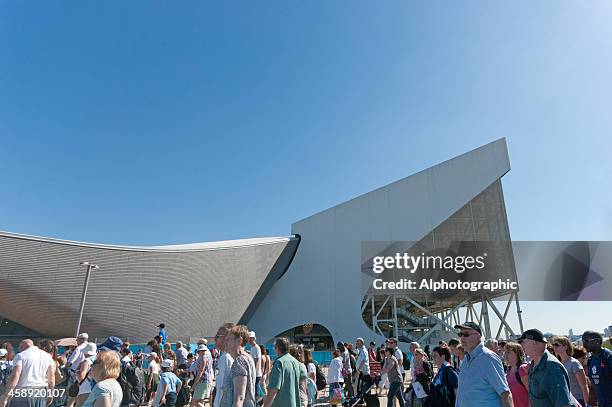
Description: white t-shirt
xmin=78 ymin=357 xmax=95 ymax=395
xmin=13 ymin=346 xmax=53 ymax=388
xmin=356 ymin=347 xmax=370 ymax=375
xmin=68 ymin=343 xmax=87 ymax=372
xmin=393 ymin=348 xmax=405 ymax=374
xmin=307 ymin=363 xmax=316 ymax=378
xmin=342 ymin=349 xmax=352 ymax=375
xmin=250 ymin=344 xmax=262 ymax=378
xmin=149 ymin=360 xmax=160 ymax=375
xmin=327 ymin=357 xmax=344 ymax=384
xmin=213 ymin=352 xmax=234 ymax=407
xmin=176 ymin=347 xmax=188 ymax=366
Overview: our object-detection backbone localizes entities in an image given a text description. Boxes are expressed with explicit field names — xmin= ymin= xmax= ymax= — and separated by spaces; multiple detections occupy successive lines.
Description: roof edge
xmin=0 ymin=230 xmax=297 ymax=253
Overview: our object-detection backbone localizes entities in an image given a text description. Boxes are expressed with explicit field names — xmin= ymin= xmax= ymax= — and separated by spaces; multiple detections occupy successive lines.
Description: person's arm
xmin=499 ymin=391 xmax=514 ymax=407
xmin=520 ymin=373 xmax=528 ymax=388
xmin=308 ymin=364 xmax=316 ymax=382
xmin=355 ymin=352 xmax=365 ymax=374
xmin=194 ymin=358 xmax=205 ymax=383
xmin=46 ymin=361 xmax=56 ymax=407
xmin=148 ymin=366 xmax=154 ymax=389
xmin=232 ymin=375 xmax=247 ymax=407
xmin=576 ymin=369 xmax=589 ymax=403
xmin=160 ymin=382 xmax=169 ymax=405
xmin=379 ymin=359 xmax=391 ymax=375
xmin=0 ymin=364 xmax=22 ymax=407
xmin=262 ymin=389 xmax=278 ymax=407
xmin=77 ymin=360 xmax=89 ymax=382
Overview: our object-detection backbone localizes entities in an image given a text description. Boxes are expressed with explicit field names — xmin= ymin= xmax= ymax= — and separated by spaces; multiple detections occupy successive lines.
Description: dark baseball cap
xmin=582 ymin=331 xmax=603 ymax=339
xmin=517 ymin=329 xmax=547 ymax=343
xmin=157 ymin=323 xmax=165 ymax=328
xmin=454 ymin=322 xmax=482 ymax=335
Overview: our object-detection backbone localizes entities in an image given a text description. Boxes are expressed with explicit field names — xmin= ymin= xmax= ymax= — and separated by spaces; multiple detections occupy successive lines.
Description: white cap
xmin=197 ymin=344 xmax=208 ymax=352
xmin=161 ymin=359 xmax=173 ymax=368
xmin=356 ymin=337 xmax=364 ymax=344
xmin=147 ymin=352 xmax=159 ymax=359
xmin=78 ymin=333 xmax=89 ymax=339
xmin=197 ymin=338 xmax=208 ymax=345
xmin=248 ymin=331 xmax=256 ymax=339
xmin=0 ymin=349 xmax=7 ymax=357
xmin=83 ymin=343 xmax=97 ymax=356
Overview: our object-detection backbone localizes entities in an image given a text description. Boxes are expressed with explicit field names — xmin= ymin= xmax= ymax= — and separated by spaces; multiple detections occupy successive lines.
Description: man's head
xmin=77 ymin=333 xmax=88 ymax=346
xmin=355 ymin=338 xmax=365 ymax=348
xmin=388 ymin=338 xmax=398 ymax=350
xmin=518 ymin=329 xmax=547 ymax=360
xmin=249 ymin=331 xmax=257 ymax=345
xmin=484 ymin=338 xmax=499 ymax=353
xmin=18 ymin=339 xmax=34 ymax=352
xmin=409 ymin=342 xmax=420 ymax=353
xmin=215 ymin=323 xmax=235 ymax=352
xmin=454 ymin=322 xmax=482 ymax=353
xmin=582 ymin=331 xmax=603 ymax=353
xmin=448 ymin=338 xmax=460 ymax=351
xmin=274 ymin=337 xmax=290 ymax=357
xmin=157 ymin=323 xmax=165 ymax=330
xmin=369 ymin=341 xmax=376 ymax=349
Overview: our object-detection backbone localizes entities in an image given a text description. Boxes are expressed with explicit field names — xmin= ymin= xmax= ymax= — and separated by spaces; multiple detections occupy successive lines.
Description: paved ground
xmin=312 ymin=368 xmax=413 ymax=406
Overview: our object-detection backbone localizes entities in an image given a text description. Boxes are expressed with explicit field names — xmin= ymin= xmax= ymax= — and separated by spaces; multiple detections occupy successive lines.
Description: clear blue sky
xmin=1 ymin=1 xmax=611 ymax=335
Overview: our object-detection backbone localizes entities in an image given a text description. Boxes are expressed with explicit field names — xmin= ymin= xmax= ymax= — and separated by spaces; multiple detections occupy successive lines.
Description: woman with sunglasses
xmin=552 ymin=336 xmax=589 ymax=407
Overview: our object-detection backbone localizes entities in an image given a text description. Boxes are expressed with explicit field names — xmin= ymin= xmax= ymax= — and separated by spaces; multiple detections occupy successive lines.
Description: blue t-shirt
xmin=159 ymin=371 xmax=182 ymax=394
xmin=159 ymin=329 xmax=168 ymax=345
xmin=456 ymin=343 xmax=509 ymax=407
xmin=587 ymin=348 xmax=612 ymax=407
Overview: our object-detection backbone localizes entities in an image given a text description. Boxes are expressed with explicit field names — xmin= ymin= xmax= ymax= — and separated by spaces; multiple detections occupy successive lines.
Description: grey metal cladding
xmin=0 ymin=233 xmax=299 ymax=342
xmin=247 ymin=138 xmax=512 ymax=345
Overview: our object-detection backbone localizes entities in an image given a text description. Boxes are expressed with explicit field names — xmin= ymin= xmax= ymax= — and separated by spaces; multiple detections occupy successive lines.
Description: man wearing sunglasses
xmin=582 ymin=330 xmax=612 ymax=407
xmin=453 ymin=322 xmax=513 ymax=407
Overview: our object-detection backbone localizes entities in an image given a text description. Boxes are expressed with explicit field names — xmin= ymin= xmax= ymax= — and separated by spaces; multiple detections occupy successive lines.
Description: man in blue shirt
xmin=583 ymin=330 xmax=612 ymax=407
xmin=153 ymin=359 xmax=182 ymax=407
xmin=454 ymin=322 xmax=513 ymax=407
xmin=519 ymin=328 xmax=578 ymax=407
xmin=157 ymin=323 xmax=168 ymax=346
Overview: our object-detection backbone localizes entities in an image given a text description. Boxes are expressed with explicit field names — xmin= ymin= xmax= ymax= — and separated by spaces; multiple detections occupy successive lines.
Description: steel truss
xmin=362 ymin=291 xmax=524 ymax=345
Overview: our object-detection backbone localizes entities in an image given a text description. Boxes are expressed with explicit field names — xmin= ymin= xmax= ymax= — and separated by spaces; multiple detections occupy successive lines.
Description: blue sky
xmin=1 ymin=1 xmax=611 ymax=335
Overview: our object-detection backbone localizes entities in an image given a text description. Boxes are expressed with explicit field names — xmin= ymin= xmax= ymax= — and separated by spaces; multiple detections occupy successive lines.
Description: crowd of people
xmin=0 ymin=322 xmax=610 ymax=407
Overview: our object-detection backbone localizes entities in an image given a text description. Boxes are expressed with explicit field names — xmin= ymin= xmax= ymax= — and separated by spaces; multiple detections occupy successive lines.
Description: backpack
xmin=119 ymin=362 xmax=145 ymax=406
xmin=402 ymin=350 xmax=411 ymax=371
xmin=428 ymin=365 xmax=458 ymax=407
xmin=175 ymin=379 xmax=191 ymax=407
xmin=314 ymin=362 xmax=327 ymax=391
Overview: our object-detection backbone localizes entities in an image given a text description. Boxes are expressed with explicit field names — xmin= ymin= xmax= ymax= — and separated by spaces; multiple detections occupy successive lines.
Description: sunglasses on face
xmin=457 ymin=332 xmax=475 ymax=337
xmin=552 ymin=343 xmax=562 ymax=347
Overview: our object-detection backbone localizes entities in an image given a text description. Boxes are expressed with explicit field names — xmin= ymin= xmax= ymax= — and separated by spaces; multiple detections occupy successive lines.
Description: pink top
xmin=506 ymin=364 xmax=530 ymax=407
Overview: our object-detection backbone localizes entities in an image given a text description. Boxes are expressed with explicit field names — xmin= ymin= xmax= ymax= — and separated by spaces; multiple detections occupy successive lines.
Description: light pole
xmin=75 ymin=261 xmax=99 ymax=337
